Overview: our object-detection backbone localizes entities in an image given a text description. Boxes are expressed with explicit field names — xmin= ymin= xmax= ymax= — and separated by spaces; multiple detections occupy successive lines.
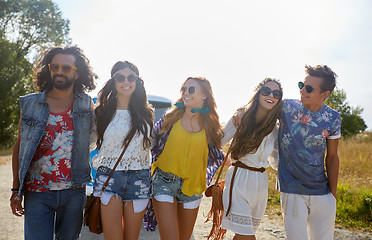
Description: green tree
xmin=0 ymin=0 xmax=70 ymax=58
xmin=0 ymin=0 xmax=70 ymax=148
xmin=325 ymin=88 xmax=367 ymax=137
xmin=0 ymin=38 xmax=33 ymax=147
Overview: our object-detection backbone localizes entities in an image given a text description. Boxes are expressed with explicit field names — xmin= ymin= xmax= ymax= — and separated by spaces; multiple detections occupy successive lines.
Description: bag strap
xmin=225 ymin=165 xmax=238 ymax=216
xmin=99 ymin=137 xmax=134 ymax=196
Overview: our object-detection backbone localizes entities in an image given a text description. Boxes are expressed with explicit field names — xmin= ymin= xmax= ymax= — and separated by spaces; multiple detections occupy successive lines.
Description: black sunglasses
xmin=298 ymin=81 xmax=314 ymax=93
xmin=259 ymin=86 xmax=282 ymax=100
xmin=113 ymin=74 xmax=138 ymax=83
xmin=180 ymin=86 xmax=196 ymax=95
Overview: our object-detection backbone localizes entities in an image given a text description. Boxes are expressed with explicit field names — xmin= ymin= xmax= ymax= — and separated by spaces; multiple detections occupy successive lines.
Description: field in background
xmin=266 ymin=131 xmax=372 ymax=230
xmin=335 ymin=132 xmax=372 ymax=229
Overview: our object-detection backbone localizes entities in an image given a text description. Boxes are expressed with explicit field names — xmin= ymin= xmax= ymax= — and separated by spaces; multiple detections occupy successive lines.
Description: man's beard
xmin=52 ymin=74 xmax=74 ymax=90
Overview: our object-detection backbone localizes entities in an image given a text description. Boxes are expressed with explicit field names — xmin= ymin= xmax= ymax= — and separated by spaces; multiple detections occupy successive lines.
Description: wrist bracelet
xmin=11 ymin=188 xmax=19 ymax=192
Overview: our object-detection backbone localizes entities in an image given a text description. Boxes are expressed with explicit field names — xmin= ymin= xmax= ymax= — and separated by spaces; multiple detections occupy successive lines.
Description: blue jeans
xmin=24 ymin=188 xmax=86 ymax=240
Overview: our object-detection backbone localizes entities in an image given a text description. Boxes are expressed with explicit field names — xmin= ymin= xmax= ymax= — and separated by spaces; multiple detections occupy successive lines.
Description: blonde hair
xmin=159 ymin=77 xmax=223 ymax=148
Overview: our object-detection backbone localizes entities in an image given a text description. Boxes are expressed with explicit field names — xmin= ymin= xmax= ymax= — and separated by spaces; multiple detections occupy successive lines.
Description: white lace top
xmin=222 ymin=118 xmax=279 ymax=169
xmin=90 ymin=110 xmax=151 ymax=171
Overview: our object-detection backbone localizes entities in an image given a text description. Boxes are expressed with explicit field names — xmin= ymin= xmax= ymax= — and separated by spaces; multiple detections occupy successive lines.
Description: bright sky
xmin=54 ymin=0 xmax=372 ymax=129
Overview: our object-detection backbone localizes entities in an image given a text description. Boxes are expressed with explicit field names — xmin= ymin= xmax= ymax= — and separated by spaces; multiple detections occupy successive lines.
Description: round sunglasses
xmin=298 ymin=81 xmax=315 ymax=93
xmin=113 ymin=74 xmax=138 ymax=83
xmin=259 ymin=86 xmax=282 ymax=100
xmin=180 ymin=86 xmax=196 ymax=95
xmin=48 ymin=63 xmax=77 ymax=74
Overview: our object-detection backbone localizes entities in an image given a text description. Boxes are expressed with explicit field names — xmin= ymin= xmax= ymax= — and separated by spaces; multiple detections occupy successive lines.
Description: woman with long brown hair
xmin=90 ymin=61 xmax=153 ymax=240
xmin=150 ymin=77 xmax=225 ymax=240
xmin=219 ymin=78 xmax=283 ymax=240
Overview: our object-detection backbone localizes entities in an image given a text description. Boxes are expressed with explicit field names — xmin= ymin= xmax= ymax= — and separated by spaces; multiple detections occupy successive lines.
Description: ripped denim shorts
xmin=93 ymin=166 xmax=151 ymax=203
xmin=151 ymin=168 xmax=202 ymax=203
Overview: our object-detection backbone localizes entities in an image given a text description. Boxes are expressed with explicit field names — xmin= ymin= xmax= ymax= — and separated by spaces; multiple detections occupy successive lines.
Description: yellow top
xmin=152 ymin=120 xmax=209 ymax=196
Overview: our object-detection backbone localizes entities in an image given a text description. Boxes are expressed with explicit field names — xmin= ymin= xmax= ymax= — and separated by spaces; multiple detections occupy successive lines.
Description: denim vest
xmin=18 ymin=91 xmax=93 ymax=196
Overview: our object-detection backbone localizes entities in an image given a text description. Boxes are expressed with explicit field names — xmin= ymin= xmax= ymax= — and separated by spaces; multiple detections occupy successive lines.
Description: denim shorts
xmin=151 ymin=168 xmax=202 ymax=203
xmin=93 ymin=166 xmax=151 ymax=202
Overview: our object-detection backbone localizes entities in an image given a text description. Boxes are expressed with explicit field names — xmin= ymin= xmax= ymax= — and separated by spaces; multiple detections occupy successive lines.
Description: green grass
xmin=336 ymin=185 xmax=372 ymax=229
xmin=335 ymin=131 xmax=372 ymax=230
xmin=265 ymin=131 xmax=372 ymax=231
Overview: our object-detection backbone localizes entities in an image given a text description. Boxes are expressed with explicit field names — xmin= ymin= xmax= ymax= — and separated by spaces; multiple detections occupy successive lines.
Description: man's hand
xmin=10 ymin=192 xmax=24 ymax=216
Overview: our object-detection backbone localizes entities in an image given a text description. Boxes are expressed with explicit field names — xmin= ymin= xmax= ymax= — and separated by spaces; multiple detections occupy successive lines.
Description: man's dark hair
xmin=305 ymin=65 xmax=337 ymax=93
xmin=34 ymin=46 xmax=97 ymax=93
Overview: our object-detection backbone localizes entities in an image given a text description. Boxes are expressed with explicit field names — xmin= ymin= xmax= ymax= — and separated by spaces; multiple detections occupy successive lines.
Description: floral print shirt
xmin=277 ymin=99 xmax=341 ymax=195
xmin=25 ymin=106 xmax=74 ymax=192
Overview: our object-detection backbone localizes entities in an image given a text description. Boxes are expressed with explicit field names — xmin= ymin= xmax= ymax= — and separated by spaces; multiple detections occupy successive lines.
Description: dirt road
xmin=1 ymin=156 xmax=370 ymax=239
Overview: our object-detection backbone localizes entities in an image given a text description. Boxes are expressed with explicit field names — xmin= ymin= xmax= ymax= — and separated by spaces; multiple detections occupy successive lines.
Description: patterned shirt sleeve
xmin=206 ymin=144 xmax=225 ymax=186
xmin=327 ymin=113 xmax=342 ymax=139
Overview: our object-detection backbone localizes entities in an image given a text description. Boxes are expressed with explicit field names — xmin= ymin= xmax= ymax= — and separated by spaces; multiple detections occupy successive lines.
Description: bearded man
xmin=10 ymin=46 xmax=97 ymax=239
